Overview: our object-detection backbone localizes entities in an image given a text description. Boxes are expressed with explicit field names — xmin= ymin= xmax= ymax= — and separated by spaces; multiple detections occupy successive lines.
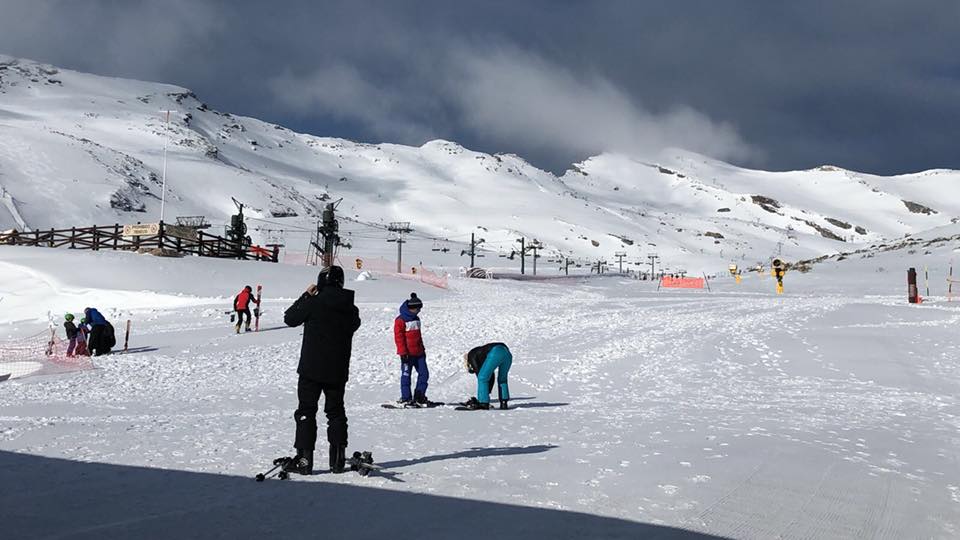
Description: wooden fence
xmin=0 ymin=222 xmax=278 ymax=262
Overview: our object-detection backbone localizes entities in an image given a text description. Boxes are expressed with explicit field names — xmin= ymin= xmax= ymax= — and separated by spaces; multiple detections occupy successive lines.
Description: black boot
xmin=329 ymin=444 xmax=347 ymax=473
xmin=284 ymin=449 xmax=313 ymax=475
xmin=414 ymin=391 xmax=436 ymax=407
xmin=499 ymin=399 xmax=509 ymax=410
xmin=462 ymin=397 xmax=490 ymax=410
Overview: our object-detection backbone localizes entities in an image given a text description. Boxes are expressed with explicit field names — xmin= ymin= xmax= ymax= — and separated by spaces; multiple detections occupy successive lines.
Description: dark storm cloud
xmin=1 ymin=0 xmax=958 ymax=174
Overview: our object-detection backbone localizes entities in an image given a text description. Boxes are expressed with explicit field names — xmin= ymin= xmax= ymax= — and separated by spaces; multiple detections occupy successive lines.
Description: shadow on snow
xmin=0 ymin=450 xmax=729 ymax=540
xmin=510 ymin=402 xmax=570 ymax=409
xmin=377 ymin=444 xmax=558 ymax=469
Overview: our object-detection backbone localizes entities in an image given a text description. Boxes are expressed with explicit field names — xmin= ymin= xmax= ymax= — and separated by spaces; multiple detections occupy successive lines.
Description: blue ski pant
xmin=477 ymin=345 xmax=511 ymax=404
xmin=400 ymin=354 xmax=429 ymax=400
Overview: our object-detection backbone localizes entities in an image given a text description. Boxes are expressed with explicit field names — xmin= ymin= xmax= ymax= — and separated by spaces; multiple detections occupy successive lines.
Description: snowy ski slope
xmin=1 ymin=54 xmax=959 ymax=275
xmin=1 ymin=244 xmax=959 ymax=538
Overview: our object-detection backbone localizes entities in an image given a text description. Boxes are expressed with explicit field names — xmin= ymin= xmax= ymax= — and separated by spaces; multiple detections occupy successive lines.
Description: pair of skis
xmin=253 ymin=284 xmax=262 ymax=332
xmin=255 ymin=451 xmax=380 ymax=481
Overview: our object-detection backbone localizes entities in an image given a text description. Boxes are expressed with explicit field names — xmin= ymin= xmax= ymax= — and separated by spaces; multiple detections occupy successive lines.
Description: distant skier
xmin=233 ymin=285 xmax=259 ymax=333
xmin=83 ymin=307 xmax=115 ymax=356
xmin=63 ymin=313 xmax=79 ymax=357
xmin=461 ymin=342 xmax=513 ymax=410
xmin=282 ymin=266 xmax=361 ymax=475
xmin=393 ymin=293 xmax=435 ymax=406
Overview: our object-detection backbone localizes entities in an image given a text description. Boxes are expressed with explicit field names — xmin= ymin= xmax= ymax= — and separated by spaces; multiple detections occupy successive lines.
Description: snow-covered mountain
xmin=1 ymin=54 xmax=958 ymax=273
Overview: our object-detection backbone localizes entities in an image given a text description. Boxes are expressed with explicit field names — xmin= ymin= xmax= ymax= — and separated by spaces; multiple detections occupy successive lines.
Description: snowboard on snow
xmin=381 ymin=401 xmax=446 ymax=409
xmin=453 ymin=401 xmax=509 ymax=411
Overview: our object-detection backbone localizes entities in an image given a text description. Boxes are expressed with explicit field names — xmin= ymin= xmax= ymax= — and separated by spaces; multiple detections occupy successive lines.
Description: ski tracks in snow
xmin=1 ymin=279 xmax=958 ymax=538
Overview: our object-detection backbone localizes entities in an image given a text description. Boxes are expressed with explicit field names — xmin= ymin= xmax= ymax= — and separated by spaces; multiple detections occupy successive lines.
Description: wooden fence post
xmin=158 ymin=221 xmax=164 ymax=251
xmin=70 ymin=227 xmax=76 ymax=249
xmin=48 ymin=228 xmax=54 ymax=248
xmin=114 ymin=224 xmax=120 ymax=250
xmin=93 ymin=225 xmax=100 ymax=251
xmin=198 ymin=232 xmax=204 ymax=256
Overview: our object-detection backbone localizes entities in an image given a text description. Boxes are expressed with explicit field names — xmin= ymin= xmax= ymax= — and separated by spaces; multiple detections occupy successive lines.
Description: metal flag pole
xmin=159 ymin=110 xmax=173 ymax=223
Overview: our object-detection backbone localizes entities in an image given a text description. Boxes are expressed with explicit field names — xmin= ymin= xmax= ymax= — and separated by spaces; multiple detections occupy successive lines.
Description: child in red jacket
xmin=393 ymin=293 xmax=434 ymax=406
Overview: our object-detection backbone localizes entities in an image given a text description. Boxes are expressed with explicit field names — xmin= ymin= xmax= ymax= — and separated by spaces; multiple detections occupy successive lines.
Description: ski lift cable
xmin=246 ymin=216 xmax=314 ymax=231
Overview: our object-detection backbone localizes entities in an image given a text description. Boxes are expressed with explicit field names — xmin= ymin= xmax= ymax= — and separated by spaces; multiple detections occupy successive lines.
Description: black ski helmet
xmin=318 ymin=265 xmax=345 ymax=288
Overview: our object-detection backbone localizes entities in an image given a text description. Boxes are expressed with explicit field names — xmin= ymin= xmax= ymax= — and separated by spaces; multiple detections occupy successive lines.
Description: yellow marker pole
xmin=735 ymin=274 xmax=742 ymax=284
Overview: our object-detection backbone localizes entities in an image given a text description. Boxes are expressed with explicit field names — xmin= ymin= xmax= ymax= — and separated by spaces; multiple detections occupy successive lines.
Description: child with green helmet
xmin=64 ymin=313 xmax=79 ymax=357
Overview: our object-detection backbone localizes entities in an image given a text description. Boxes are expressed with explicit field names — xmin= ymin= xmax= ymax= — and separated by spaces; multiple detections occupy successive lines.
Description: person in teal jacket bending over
xmin=461 ymin=342 xmax=512 ymax=410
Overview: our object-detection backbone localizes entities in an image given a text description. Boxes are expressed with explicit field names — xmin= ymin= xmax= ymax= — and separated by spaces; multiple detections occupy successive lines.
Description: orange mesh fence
xmin=660 ymin=276 xmax=706 ymax=289
xmin=0 ymin=330 xmax=95 ymax=381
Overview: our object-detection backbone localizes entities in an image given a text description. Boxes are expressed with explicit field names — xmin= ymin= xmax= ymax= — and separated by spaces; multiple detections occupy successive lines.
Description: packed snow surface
xmin=1 ymin=247 xmax=958 ymax=539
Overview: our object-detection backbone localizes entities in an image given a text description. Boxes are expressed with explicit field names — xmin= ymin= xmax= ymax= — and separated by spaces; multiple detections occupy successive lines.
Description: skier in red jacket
xmin=233 ymin=285 xmax=259 ymax=333
xmin=393 ymin=293 xmax=434 ymax=406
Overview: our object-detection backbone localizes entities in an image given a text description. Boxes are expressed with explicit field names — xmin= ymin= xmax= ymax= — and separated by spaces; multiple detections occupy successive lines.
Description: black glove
xmin=400 ymin=354 xmax=410 ymax=364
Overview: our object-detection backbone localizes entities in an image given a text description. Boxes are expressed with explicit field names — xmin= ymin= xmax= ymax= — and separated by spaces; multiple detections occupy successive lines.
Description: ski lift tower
xmin=647 ymin=253 xmax=660 ymax=279
xmin=308 ymin=201 xmax=347 ymax=267
xmin=226 ymin=197 xmax=250 ymax=259
xmin=615 ymin=251 xmax=628 ymax=273
xmin=387 ymin=222 xmax=413 ymax=273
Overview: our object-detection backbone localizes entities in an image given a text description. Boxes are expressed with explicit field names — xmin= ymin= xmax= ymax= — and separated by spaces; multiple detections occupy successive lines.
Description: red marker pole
xmin=254 ymin=284 xmax=262 ymax=331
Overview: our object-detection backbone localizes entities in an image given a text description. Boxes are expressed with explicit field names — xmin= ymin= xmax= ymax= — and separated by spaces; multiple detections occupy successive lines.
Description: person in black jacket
xmin=83 ymin=307 xmax=115 ymax=356
xmin=282 ymin=265 xmax=361 ymax=474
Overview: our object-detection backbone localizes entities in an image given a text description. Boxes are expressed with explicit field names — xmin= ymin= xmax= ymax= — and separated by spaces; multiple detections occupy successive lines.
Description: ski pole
xmin=124 ymin=320 xmax=131 ymax=352
xmin=255 ymin=457 xmax=291 ymax=482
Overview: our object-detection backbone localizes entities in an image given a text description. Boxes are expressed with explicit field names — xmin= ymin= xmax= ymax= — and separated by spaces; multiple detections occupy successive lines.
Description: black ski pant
xmin=235 ymin=308 xmax=251 ymax=329
xmin=294 ymin=375 xmax=347 ymax=451
xmin=89 ymin=324 xmax=106 ymax=356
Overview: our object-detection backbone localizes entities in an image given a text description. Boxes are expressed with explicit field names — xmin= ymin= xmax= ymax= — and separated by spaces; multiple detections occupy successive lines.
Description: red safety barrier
xmin=660 ymin=276 xmax=705 ymax=289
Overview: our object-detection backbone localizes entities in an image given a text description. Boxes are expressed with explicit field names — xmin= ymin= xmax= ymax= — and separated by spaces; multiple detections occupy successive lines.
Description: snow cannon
xmin=771 ymin=259 xmax=786 ymax=294
xmin=908 ymin=267 xmax=920 ymax=304
xmin=729 ymin=264 xmax=741 ymax=284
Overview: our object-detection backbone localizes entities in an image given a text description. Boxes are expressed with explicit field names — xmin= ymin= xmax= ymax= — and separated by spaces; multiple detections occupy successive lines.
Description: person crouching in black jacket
xmin=282 ymin=265 xmax=361 ymax=475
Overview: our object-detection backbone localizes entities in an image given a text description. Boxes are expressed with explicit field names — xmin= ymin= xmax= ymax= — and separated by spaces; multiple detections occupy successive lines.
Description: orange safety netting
xmin=0 ymin=330 xmax=95 ymax=381
xmin=660 ymin=276 xmax=706 ymax=289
